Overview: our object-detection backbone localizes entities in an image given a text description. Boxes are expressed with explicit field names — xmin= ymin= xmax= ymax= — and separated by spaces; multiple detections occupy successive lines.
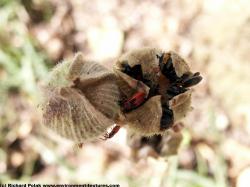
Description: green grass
xmin=0 ymin=0 xmax=50 ymax=102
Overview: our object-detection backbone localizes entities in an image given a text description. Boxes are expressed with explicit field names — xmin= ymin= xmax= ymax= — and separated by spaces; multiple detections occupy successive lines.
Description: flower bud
xmin=40 ymin=53 xmax=121 ymax=142
xmin=114 ymin=47 xmax=201 ymax=136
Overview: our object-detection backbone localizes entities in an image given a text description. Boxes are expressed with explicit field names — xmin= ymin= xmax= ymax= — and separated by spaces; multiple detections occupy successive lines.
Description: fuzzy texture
xmin=41 ymin=48 xmax=199 ymax=142
xmin=170 ymin=90 xmax=192 ymax=121
xmin=124 ymin=96 xmax=162 ymax=135
xmin=114 ymin=48 xmax=193 ymax=136
xmin=41 ymin=53 xmax=121 ymax=142
xmin=127 ymin=130 xmax=182 ymax=158
xmin=114 ymin=47 xmax=161 ymax=99
xmin=169 ymin=51 xmax=191 ymax=77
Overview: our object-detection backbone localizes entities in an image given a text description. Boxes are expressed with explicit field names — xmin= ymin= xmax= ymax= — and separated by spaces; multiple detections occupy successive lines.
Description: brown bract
xmin=114 ymin=47 xmax=193 ymax=136
xmin=127 ymin=130 xmax=183 ymax=158
xmin=41 ymin=53 xmax=121 ymax=143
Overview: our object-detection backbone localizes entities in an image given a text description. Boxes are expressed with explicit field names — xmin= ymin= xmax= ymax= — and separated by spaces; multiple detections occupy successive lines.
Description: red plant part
xmin=123 ymin=92 xmax=146 ymax=112
xmin=101 ymin=125 xmax=121 ymax=140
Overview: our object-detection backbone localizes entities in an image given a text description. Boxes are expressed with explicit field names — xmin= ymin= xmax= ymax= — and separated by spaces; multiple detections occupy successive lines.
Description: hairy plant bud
xmin=114 ymin=47 xmax=202 ymax=136
xmin=40 ymin=48 xmax=202 ymax=145
xmin=40 ymin=53 xmax=121 ymax=143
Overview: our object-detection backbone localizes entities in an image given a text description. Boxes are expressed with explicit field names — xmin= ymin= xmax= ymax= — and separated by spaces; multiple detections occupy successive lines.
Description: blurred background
xmin=0 ymin=0 xmax=250 ymax=186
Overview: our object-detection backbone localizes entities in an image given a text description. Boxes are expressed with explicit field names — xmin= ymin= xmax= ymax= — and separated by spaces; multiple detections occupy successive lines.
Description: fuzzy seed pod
xmin=41 ymin=53 xmax=121 ymax=143
xmin=114 ymin=47 xmax=200 ymax=136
